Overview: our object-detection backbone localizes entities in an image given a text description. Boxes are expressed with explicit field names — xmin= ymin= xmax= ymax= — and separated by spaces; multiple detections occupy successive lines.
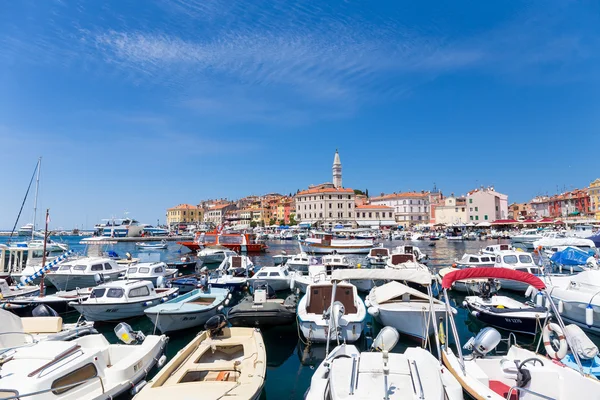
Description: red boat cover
xmin=441 ymin=267 xmax=546 ymax=290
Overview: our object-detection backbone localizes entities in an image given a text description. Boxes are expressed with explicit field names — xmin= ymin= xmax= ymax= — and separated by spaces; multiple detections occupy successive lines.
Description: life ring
xmin=543 ymin=323 xmax=568 ymax=359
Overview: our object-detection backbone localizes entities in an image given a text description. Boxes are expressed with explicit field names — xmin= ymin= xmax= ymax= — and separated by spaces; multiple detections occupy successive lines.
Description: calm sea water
xmin=3 ymin=236 xmax=598 ymax=399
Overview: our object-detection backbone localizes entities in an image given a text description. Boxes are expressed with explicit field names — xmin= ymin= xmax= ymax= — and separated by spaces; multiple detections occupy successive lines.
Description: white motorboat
xmin=135 ymin=240 xmax=168 ymax=250
xmin=286 ymin=252 xmax=312 ymax=271
xmin=0 ymin=308 xmax=96 ymax=350
xmin=144 ymin=287 xmax=230 ymax=333
xmin=196 ymin=246 xmax=237 ymax=264
xmin=133 ymin=323 xmax=266 ymax=400
xmin=391 ymin=245 xmax=429 ymax=263
xmin=18 ymin=223 xmax=34 ymax=236
xmin=385 ymin=253 xmax=430 ymax=273
xmin=272 ymin=251 xmax=292 ymax=265
xmin=455 ymin=253 xmax=495 ymax=268
xmin=364 ymin=269 xmax=452 ymax=342
xmin=494 ymin=250 xmax=542 ymax=292
xmin=511 ymin=228 xmax=544 ymax=248
xmin=0 ymin=323 xmax=167 ymax=399
xmin=440 ymin=267 xmax=600 ymax=400
xmin=120 ymin=262 xmax=178 ymax=286
xmin=69 ymin=280 xmax=179 ymax=322
xmin=247 ymin=265 xmax=291 ymax=292
xmin=566 ymin=224 xmax=596 ymax=239
xmin=46 ymin=257 xmax=128 ymax=291
xmin=297 ymin=275 xmax=366 ymax=344
xmin=546 ymin=270 xmax=600 ymax=334
xmin=533 ymin=237 xmax=597 ymax=257
xmin=437 ymin=266 xmax=501 ymax=295
xmin=305 ymin=327 xmax=463 ymax=400
xmin=480 ymin=244 xmax=513 ymax=256
xmin=289 ymin=264 xmax=329 ymax=294
xmin=0 ymin=278 xmax=40 ymax=300
xmin=208 ymin=255 xmax=254 ymax=291
xmin=366 ymin=246 xmax=390 ymax=266
xmin=300 ymin=234 xmax=373 ymax=254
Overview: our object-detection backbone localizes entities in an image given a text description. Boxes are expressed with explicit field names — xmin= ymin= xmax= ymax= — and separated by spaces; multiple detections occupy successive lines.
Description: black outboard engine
xmin=32 ymin=304 xmax=59 ymax=317
xmin=479 ymin=279 xmax=493 ymax=300
xmin=232 ymin=267 xmax=246 ymax=277
xmin=205 ymin=314 xmax=228 ymax=337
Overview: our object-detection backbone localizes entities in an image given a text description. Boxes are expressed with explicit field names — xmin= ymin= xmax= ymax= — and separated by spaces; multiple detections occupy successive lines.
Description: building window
xmin=496 ymin=206 xmax=499 ymax=211
xmin=368 ymin=212 xmax=372 ymax=218
xmin=375 ymin=212 xmax=379 ymax=218
xmin=469 ymin=199 xmax=473 ymax=204
xmin=348 ymin=212 xmax=352 ymax=218
xmin=348 ymin=195 xmax=351 ymax=199
xmin=475 ymin=207 xmax=478 ymax=212
xmin=329 ymin=195 xmax=332 ymax=199
xmin=484 ymin=215 xmax=488 ymax=220
xmin=470 ymin=216 xmax=473 ymax=220
xmin=362 ymin=212 xmax=366 ymax=218
xmin=329 ymin=212 xmax=332 ymax=218
xmin=389 ymin=212 xmax=392 ymax=218
xmin=462 ymin=208 xmax=465 ymax=212
xmin=455 ymin=208 xmax=458 ymax=212
xmin=475 ymin=216 xmax=479 ymax=221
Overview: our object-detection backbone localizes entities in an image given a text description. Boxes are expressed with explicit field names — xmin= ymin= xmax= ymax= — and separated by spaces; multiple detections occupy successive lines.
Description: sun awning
xmin=356 ymin=220 xmax=396 ymax=227
xmin=491 ymin=219 xmax=518 ymax=225
xmin=371 ymin=281 xmax=442 ymax=304
xmin=441 ymin=267 xmax=546 ymax=290
xmin=330 ymin=268 xmax=432 ymax=285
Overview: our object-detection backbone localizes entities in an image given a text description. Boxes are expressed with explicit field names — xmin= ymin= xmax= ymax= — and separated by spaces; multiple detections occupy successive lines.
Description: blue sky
xmin=1 ymin=0 xmax=599 ymax=229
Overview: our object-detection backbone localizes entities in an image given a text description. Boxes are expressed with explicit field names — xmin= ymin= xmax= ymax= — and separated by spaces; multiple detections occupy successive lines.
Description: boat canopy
xmin=550 ymin=247 xmax=594 ymax=266
xmin=331 ymin=268 xmax=432 ymax=285
xmin=441 ymin=267 xmax=546 ymax=290
xmin=533 ymin=237 xmax=596 ymax=249
xmin=371 ymin=281 xmax=442 ymax=304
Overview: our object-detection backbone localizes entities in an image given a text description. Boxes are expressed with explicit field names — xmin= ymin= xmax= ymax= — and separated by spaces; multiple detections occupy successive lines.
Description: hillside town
xmin=166 ymin=151 xmax=600 ymax=231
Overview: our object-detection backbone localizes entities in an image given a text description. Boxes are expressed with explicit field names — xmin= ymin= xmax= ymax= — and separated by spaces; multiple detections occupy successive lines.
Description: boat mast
xmin=39 ymin=208 xmax=49 ymax=297
xmin=31 ymin=157 xmax=42 ymax=241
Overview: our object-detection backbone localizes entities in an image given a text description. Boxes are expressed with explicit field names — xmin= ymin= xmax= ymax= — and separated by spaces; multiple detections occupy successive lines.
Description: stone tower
xmin=333 ymin=149 xmax=342 ymax=188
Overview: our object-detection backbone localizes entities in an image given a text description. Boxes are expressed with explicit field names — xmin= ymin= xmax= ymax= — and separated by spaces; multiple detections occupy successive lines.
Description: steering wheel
xmin=518 ymin=358 xmax=544 ymax=369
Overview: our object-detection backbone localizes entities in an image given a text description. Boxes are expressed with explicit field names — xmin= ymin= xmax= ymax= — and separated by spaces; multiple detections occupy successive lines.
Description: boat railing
xmin=506 ymin=386 xmax=555 ymax=400
xmin=28 ymin=344 xmax=83 ymax=378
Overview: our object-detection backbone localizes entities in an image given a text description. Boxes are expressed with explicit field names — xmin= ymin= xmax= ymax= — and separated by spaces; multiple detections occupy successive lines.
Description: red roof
xmin=168 ymin=204 xmax=198 ymax=210
xmin=538 ymin=218 xmax=554 ymax=223
xmin=491 ymin=219 xmax=518 ymax=225
xmin=297 ymin=187 xmax=354 ymax=195
xmin=521 ymin=219 xmax=537 ymax=224
xmin=442 ymin=267 xmax=545 ymax=290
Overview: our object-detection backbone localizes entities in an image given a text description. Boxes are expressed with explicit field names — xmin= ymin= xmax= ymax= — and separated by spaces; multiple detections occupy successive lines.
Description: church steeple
xmin=333 ymin=149 xmax=342 ymax=188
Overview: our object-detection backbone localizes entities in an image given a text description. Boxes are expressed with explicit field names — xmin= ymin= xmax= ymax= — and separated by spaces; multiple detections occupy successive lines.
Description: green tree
xmin=353 ymin=189 xmax=364 ymax=195
xmin=269 ymin=218 xmax=277 ymax=225
xmin=365 ymin=189 xmax=369 ymax=198
xmin=289 ymin=213 xmax=297 ymax=225
xmin=278 ymin=220 xmax=285 ymax=226
xmin=250 ymin=221 xmax=257 ymax=228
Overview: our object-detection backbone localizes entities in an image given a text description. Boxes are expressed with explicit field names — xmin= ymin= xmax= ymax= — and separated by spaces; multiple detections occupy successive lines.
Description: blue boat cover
xmin=562 ymin=353 xmax=600 ymax=378
xmin=550 ymin=246 xmax=593 ymax=266
xmin=588 ymin=233 xmax=600 ymax=247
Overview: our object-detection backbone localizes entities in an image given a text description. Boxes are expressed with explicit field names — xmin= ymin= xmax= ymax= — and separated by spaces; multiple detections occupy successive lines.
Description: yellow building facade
xmin=590 ymin=178 xmax=600 ymax=220
xmin=166 ymin=204 xmax=203 ymax=226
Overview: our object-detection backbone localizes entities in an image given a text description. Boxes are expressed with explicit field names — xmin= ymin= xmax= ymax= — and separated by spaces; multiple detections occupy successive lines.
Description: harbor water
xmin=2 ymin=236 xmax=598 ymax=399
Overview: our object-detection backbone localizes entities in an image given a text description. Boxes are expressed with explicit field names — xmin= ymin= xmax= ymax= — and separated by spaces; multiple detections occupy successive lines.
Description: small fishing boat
xmin=165 ymin=254 xmax=198 ymax=271
xmin=272 ymin=251 xmax=292 ymax=265
xmin=286 ymin=252 xmax=312 ymax=271
xmin=480 ymin=243 xmax=513 ymax=255
xmin=136 ymin=240 xmax=168 ymax=250
xmin=196 ymin=246 xmax=237 ymax=264
xmin=0 ymin=278 xmax=40 ymax=300
xmin=208 ymin=255 xmax=254 ymax=291
xmin=0 ymin=323 xmax=168 ymax=399
xmin=304 ymin=327 xmax=463 ymax=400
xmin=437 ymin=266 xmax=501 ymax=295
xmin=69 ymin=280 xmax=179 ymax=322
xmin=0 ymin=307 xmax=96 ymax=349
xmin=1 ymin=287 xmax=93 ymax=316
xmin=247 ymin=265 xmax=291 ymax=292
xmin=463 ymin=281 xmax=551 ymax=335
xmin=365 ymin=246 xmax=390 ymax=267
xmin=133 ymin=319 xmax=266 ymax=400
xmin=144 ymin=287 xmax=230 ymax=333
xmin=455 ymin=253 xmax=495 ymax=268
xmin=46 ymin=257 xmax=128 ymax=291
xmin=120 ymin=262 xmax=178 ymax=286
xmin=227 ymin=280 xmax=297 ymax=327
xmin=297 ymin=274 xmax=366 ymax=344
xmin=391 ymin=245 xmax=429 ymax=263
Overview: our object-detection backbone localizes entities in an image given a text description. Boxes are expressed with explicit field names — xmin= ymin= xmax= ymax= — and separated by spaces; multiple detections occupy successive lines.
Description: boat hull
xmin=71 ymin=297 xmax=173 ymax=322
xmin=47 ymin=271 xmax=125 ymax=291
xmin=145 ymin=306 xmax=221 ymax=333
xmin=371 ymin=306 xmax=447 ymax=341
xmin=228 ymin=304 xmax=296 ymax=328
xmin=300 ymin=243 xmax=371 ymax=254
xmin=298 ymin=318 xmax=364 ymax=343
xmin=464 ymin=302 xmax=547 ymax=335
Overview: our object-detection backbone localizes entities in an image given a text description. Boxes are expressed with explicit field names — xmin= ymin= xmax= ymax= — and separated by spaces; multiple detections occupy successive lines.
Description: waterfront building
xmin=333 ymin=149 xmax=342 ymax=188
xmin=204 ymin=203 xmax=236 ymax=225
xmin=166 ymin=204 xmax=203 ymax=227
xmin=354 ymin=204 xmax=395 ymax=227
xmin=428 ymin=184 xmax=443 ymax=224
xmin=466 ymin=187 xmax=509 ymax=223
xmin=369 ymin=192 xmax=430 ymax=228
xmin=434 ymin=196 xmax=467 ymax=225
xmin=589 ymin=179 xmax=600 ymax=220
xmin=547 ymin=188 xmax=591 ymax=219
xmin=530 ymin=196 xmax=550 ymax=218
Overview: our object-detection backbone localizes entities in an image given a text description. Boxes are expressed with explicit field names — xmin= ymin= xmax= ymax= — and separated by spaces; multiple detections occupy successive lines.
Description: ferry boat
xmin=179 ymin=231 xmax=268 ymax=253
xmin=95 ymin=217 xmax=145 ymax=237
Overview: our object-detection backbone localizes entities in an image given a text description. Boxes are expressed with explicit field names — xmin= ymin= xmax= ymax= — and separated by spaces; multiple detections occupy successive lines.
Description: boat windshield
xmin=128 ymin=267 xmax=138 ymax=274
xmin=73 ymin=265 xmax=86 ymax=271
xmin=59 ymin=265 xmax=72 ymax=271
xmin=139 ymin=267 xmax=150 ymax=273
xmin=107 ymin=288 xmax=124 ymax=298
xmin=503 ymin=255 xmax=518 ymax=264
xmin=519 ymin=255 xmax=533 ymax=264
xmin=91 ymin=288 xmax=106 ymax=298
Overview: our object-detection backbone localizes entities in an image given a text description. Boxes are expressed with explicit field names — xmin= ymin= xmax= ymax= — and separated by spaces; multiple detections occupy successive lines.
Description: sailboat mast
xmin=40 ymin=208 xmax=49 ymax=297
xmin=31 ymin=157 xmax=42 ymax=240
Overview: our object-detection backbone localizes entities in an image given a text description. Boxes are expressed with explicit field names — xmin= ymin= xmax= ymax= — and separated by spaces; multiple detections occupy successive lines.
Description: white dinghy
xmin=439 ymin=267 xmax=600 ymax=400
xmin=0 ymin=323 xmax=168 ymax=400
xmin=305 ymin=327 xmax=463 ymax=400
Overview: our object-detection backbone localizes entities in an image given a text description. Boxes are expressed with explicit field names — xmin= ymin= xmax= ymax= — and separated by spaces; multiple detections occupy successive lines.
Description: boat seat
xmin=190 ymin=298 xmax=216 ymax=305
xmin=21 ymin=316 xmax=63 ymax=333
xmin=500 ymin=358 xmax=519 ymax=380
xmin=489 ymin=380 xmax=518 ymax=400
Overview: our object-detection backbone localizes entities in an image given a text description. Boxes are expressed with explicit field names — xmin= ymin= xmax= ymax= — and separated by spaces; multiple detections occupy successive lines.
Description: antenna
xmin=32 ymin=157 xmax=42 ymax=240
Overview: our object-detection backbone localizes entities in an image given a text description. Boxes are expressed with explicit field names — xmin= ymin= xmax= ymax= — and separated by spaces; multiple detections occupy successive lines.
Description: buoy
xmin=570 ymin=267 xmax=574 ymax=274
xmin=558 ymin=300 xmax=564 ymax=314
xmin=225 ymin=299 xmax=230 ymax=306
xmin=367 ymin=306 xmax=379 ymax=317
xmin=496 ymin=305 xmax=505 ymax=309
xmin=217 ymin=305 xmax=224 ymax=312
xmin=157 ymin=354 xmax=167 ymax=368
xmin=536 ymin=292 xmax=543 ymax=307
xmin=357 ymin=263 xmax=361 ymax=269
xmin=586 ymin=305 xmax=594 ymax=326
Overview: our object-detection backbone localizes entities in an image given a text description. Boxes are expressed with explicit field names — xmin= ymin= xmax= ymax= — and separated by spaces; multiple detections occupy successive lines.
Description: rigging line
xmin=9 ymin=161 xmax=39 ymax=239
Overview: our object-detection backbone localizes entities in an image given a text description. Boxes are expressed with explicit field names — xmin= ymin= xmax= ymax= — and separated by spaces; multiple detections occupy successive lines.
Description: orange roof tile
xmin=356 ymin=204 xmax=394 ymax=209
xmin=168 ymin=204 xmax=198 ymax=210
xmin=210 ymin=203 xmax=233 ymax=210
xmin=297 ymin=187 xmax=354 ymax=195
xmin=371 ymin=192 xmax=429 ymax=201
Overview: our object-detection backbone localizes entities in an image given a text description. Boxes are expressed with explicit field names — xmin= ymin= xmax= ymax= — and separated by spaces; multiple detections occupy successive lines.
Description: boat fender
xmin=157 ymin=354 xmax=167 ymax=368
xmin=586 ymin=305 xmax=594 ymax=326
xmin=217 ymin=305 xmax=224 ymax=312
xmin=543 ymin=323 xmax=568 ymax=359
xmin=161 ymin=297 xmax=168 ymax=303
xmin=535 ymin=292 xmax=544 ymax=307
xmin=525 ymin=286 xmax=534 ymax=298
xmin=144 ymin=301 xmax=153 ymax=306
xmin=471 ymin=310 xmax=480 ymax=317
xmin=130 ymin=380 xmax=147 ymax=396
xmin=290 ymin=278 xmax=295 ymax=290
xmin=462 ymin=301 xmax=467 ymax=307
xmin=224 ymin=299 xmax=230 ymax=306
xmin=558 ymin=300 xmax=564 ymax=314
xmin=367 ymin=306 xmax=380 ymax=317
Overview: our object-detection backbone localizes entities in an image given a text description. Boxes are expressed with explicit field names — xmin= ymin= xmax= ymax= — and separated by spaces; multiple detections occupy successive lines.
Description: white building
xmin=466 ymin=187 xmax=508 ymax=223
xmin=295 ymin=150 xmax=355 ymax=226
xmin=355 ymin=205 xmax=396 ymax=227
xmin=370 ymin=192 xmax=430 ymax=228
xmin=204 ymin=203 xmax=236 ymax=225
xmin=434 ymin=196 xmax=467 ymax=225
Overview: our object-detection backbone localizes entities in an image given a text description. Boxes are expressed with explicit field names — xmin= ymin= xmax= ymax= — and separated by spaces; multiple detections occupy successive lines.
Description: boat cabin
xmin=368 ymin=248 xmax=390 ymax=258
xmin=388 ymin=253 xmax=417 ymax=266
xmin=322 ymin=255 xmax=351 ymax=267
xmin=494 ymin=251 xmax=542 ymax=274
xmin=124 ymin=262 xmax=174 ymax=279
xmin=253 ymin=266 xmax=289 ymax=280
xmin=481 ymin=244 xmax=512 ymax=255
xmin=54 ymin=257 xmax=123 ymax=275
xmin=456 ymin=254 xmax=495 ymax=267
xmin=88 ymin=280 xmax=166 ymax=302
xmin=305 ymin=283 xmax=358 ymax=315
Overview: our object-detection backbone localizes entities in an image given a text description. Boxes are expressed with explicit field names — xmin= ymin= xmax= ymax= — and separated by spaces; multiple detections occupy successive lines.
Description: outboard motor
xmin=463 ymin=327 xmax=501 ymax=358
xmin=94 ymin=273 xmax=105 ymax=285
xmin=205 ymin=314 xmax=228 ymax=337
xmin=32 ymin=304 xmax=59 ymax=317
xmin=371 ymin=327 xmax=400 ymax=352
xmin=232 ymin=267 xmax=246 ymax=277
xmin=478 ymin=280 xmax=493 ymax=300
xmin=114 ymin=322 xmax=145 ymax=344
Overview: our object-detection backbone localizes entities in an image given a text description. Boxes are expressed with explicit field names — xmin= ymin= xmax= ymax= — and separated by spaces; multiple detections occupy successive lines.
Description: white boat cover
xmin=533 ymin=237 xmax=596 ymax=249
xmin=565 ymin=324 xmax=599 ymax=360
xmin=371 ymin=281 xmax=442 ymax=304
xmin=331 ymin=268 xmax=432 ymax=285
xmin=569 ymin=270 xmax=600 ymax=287
xmin=0 ymin=309 xmax=26 ymax=349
